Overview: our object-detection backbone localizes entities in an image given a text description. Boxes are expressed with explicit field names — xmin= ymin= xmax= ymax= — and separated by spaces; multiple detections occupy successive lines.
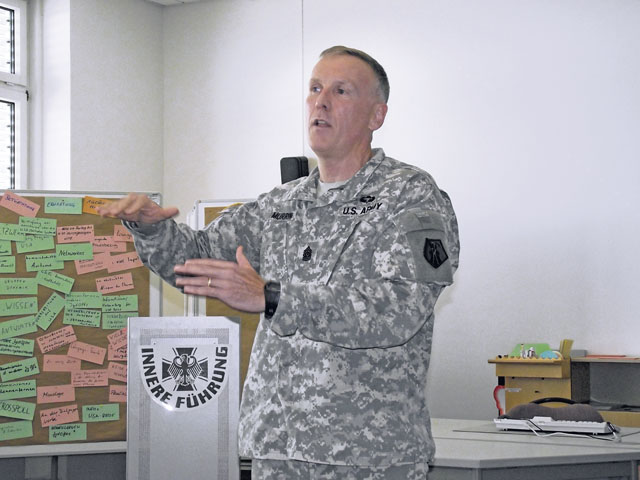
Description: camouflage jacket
xmin=126 ymin=148 xmax=460 ymax=467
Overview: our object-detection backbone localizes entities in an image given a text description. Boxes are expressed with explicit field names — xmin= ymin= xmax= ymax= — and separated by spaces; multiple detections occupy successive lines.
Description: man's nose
xmin=315 ymin=91 xmax=329 ymax=110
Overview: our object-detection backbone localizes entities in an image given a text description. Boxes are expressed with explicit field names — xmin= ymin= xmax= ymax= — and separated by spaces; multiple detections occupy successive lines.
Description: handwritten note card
xmin=71 ymin=369 xmax=108 ymax=387
xmin=102 ymin=312 xmax=134 ymax=330
xmin=107 ymin=362 xmax=127 ymax=383
xmin=36 ymin=270 xmax=75 ymax=294
xmin=0 ymin=315 xmax=37 ymax=339
xmin=49 ymin=423 xmax=87 ymax=442
xmin=0 ymin=420 xmax=33 ymax=441
xmin=92 ymin=236 xmax=127 ymax=253
xmin=63 ymin=308 xmax=101 ymax=328
xmin=25 ymin=253 xmax=65 ymax=272
xmin=82 ymin=403 xmax=119 ymax=423
xmin=0 ymin=222 xmax=26 ymax=242
xmin=82 ymin=196 xmax=111 ymax=215
xmin=66 ymin=291 xmax=103 ymax=309
xmin=0 ymin=191 xmax=40 ymax=217
xmin=0 ymin=256 xmax=15 ymax=273
xmin=43 ymin=354 xmax=81 ymax=372
xmin=96 ymin=272 xmax=134 ymax=294
xmin=0 ymin=337 xmax=35 ymax=357
xmin=0 ymin=399 xmax=36 ymax=421
xmin=56 ymin=243 xmax=93 ymax=261
xmin=102 ymin=295 xmax=138 ymax=313
xmin=0 ymin=297 xmax=38 ymax=317
xmin=16 ymin=235 xmax=55 ymax=254
xmin=113 ymin=225 xmax=134 ymax=242
xmin=0 ymin=379 xmax=36 ymax=401
xmin=67 ymin=341 xmax=106 ymax=365
xmin=56 ymin=224 xmax=95 ymax=244
xmin=44 ymin=196 xmax=83 ymax=215
xmin=108 ymin=343 xmax=127 ymax=361
xmin=18 ymin=216 xmax=57 ymax=236
xmin=0 ymin=239 xmax=11 ymax=255
xmin=40 ymin=404 xmax=79 ymax=428
xmin=74 ymin=252 xmax=110 ymax=275
xmin=109 ymin=384 xmax=127 ymax=403
xmin=37 ymin=325 xmax=77 ymax=354
xmin=37 ymin=384 xmax=75 ymax=404
xmin=35 ymin=292 xmax=66 ymax=331
xmin=0 ymin=277 xmax=38 ymax=295
xmin=0 ymin=357 xmax=39 ymax=382
xmin=106 ymin=327 xmax=127 ymax=351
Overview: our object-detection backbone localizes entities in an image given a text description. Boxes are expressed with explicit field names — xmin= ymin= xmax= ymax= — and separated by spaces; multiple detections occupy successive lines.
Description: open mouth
xmin=312 ymin=119 xmax=330 ymax=127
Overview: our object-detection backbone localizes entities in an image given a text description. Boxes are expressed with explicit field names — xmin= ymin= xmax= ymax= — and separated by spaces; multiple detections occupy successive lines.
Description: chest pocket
xmin=398 ymin=209 xmax=454 ymax=285
xmin=260 ymin=218 xmax=290 ymax=282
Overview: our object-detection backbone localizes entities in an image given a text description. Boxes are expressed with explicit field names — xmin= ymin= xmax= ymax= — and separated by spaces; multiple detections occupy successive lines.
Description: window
xmin=0 ymin=0 xmax=27 ymax=190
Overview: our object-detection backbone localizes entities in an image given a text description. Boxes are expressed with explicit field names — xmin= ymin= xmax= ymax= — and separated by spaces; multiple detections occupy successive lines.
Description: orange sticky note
xmin=109 ymin=384 xmax=127 ymax=403
xmin=113 ymin=225 xmax=134 ymax=242
xmin=107 ymin=327 xmax=127 ymax=350
xmin=43 ymin=355 xmax=81 ymax=372
xmin=71 ymin=369 xmax=108 ymax=387
xmin=82 ymin=196 xmax=111 ymax=215
xmin=108 ymin=343 xmax=127 ymax=361
xmin=67 ymin=341 xmax=107 ymax=365
xmin=107 ymin=251 xmax=143 ymax=273
xmin=92 ymin=236 xmax=127 ymax=253
xmin=96 ymin=273 xmax=134 ymax=294
xmin=37 ymin=326 xmax=77 ymax=354
xmin=0 ymin=192 xmax=40 ymax=217
xmin=37 ymin=384 xmax=75 ymax=404
xmin=40 ymin=404 xmax=79 ymax=428
xmin=57 ymin=224 xmax=95 ymax=244
xmin=75 ymin=252 xmax=110 ymax=275
xmin=107 ymin=362 xmax=127 ymax=383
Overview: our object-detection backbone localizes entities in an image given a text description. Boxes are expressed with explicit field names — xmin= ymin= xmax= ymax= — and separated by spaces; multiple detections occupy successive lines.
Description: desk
xmin=430 ymin=419 xmax=640 ymax=480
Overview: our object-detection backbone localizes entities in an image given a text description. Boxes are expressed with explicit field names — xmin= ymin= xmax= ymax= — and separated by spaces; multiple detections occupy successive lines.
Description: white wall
xmin=161 ymin=0 xmax=640 ymax=420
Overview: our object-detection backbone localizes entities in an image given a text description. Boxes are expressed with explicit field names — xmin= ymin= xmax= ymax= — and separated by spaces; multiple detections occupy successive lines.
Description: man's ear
xmin=369 ymin=103 xmax=388 ymax=132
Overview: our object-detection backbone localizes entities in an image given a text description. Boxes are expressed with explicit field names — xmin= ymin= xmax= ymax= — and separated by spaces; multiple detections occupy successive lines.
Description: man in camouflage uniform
xmin=100 ymin=46 xmax=459 ymax=479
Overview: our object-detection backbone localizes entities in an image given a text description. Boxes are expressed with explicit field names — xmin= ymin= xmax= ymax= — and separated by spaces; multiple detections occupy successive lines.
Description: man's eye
xmin=310 ymin=86 xmax=321 ymax=93
xmin=336 ymin=88 xmax=345 ymax=95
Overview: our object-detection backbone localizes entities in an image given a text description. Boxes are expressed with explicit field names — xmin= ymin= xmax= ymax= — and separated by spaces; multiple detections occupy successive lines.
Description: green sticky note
xmin=18 ymin=216 xmax=57 ymax=236
xmin=0 ymin=223 xmax=26 ymax=242
xmin=44 ymin=197 xmax=83 ymax=215
xmin=50 ymin=423 xmax=87 ymax=442
xmin=25 ymin=253 xmax=65 ymax=272
xmin=0 ymin=277 xmax=38 ymax=295
xmin=63 ymin=308 xmax=101 ymax=328
xmin=83 ymin=403 xmax=119 ymax=423
xmin=67 ymin=292 xmax=102 ymax=309
xmin=0 ymin=399 xmax=36 ymax=421
xmin=0 ymin=315 xmax=37 ymax=339
xmin=102 ymin=295 xmax=138 ymax=313
xmin=0 ymin=256 xmax=16 ymax=273
xmin=16 ymin=235 xmax=55 ymax=254
xmin=35 ymin=292 xmax=66 ymax=331
xmin=36 ymin=270 xmax=75 ymax=294
xmin=0 ymin=420 xmax=33 ymax=441
xmin=56 ymin=243 xmax=93 ymax=261
xmin=0 ymin=298 xmax=38 ymax=318
xmin=0 ymin=357 xmax=39 ymax=382
xmin=0 ymin=380 xmax=36 ymax=400
xmin=102 ymin=311 xmax=136 ymax=330
xmin=0 ymin=337 xmax=35 ymax=356
xmin=0 ymin=239 xmax=11 ymax=255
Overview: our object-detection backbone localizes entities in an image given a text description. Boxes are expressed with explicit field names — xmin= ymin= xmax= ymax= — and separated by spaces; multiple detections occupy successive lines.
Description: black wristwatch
xmin=264 ymin=281 xmax=281 ymax=319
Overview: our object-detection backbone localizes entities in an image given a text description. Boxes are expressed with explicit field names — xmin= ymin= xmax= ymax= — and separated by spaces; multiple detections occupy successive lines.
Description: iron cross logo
xmin=139 ymin=343 xmax=230 ymax=411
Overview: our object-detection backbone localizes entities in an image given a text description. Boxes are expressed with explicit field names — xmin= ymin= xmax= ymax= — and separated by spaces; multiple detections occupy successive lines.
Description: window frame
xmin=0 ymin=0 xmax=27 ymax=86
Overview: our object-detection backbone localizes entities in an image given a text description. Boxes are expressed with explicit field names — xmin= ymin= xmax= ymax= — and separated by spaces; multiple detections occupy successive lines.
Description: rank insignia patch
xmin=302 ymin=246 xmax=312 ymax=261
xmin=423 ymin=238 xmax=448 ymax=269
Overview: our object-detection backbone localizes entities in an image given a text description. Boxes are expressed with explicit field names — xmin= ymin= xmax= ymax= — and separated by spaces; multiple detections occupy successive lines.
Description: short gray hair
xmin=320 ymin=45 xmax=390 ymax=103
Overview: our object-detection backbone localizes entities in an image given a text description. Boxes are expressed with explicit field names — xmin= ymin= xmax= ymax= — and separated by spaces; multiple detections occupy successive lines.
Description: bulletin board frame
xmin=0 ymin=190 xmax=162 ymax=457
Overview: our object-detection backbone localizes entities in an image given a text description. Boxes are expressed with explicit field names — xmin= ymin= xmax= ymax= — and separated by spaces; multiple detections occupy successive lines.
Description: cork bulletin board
xmin=188 ymin=200 xmax=259 ymax=389
xmin=0 ymin=191 xmax=161 ymax=455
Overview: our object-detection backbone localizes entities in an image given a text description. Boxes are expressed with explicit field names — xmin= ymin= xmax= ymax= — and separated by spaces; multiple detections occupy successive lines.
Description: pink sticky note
xmin=0 ymin=191 xmax=40 ymax=217
xmin=71 ymin=369 xmax=109 ymax=387
xmin=107 ymin=251 xmax=143 ymax=273
xmin=43 ymin=355 xmax=81 ymax=372
xmin=108 ymin=343 xmax=127 ymax=361
xmin=75 ymin=252 xmax=110 ymax=275
xmin=96 ymin=272 xmax=134 ymax=294
xmin=67 ymin=341 xmax=107 ymax=365
xmin=37 ymin=326 xmax=77 ymax=354
xmin=107 ymin=327 xmax=127 ymax=350
xmin=37 ymin=384 xmax=76 ymax=404
xmin=109 ymin=384 xmax=127 ymax=403
xmin=40 ymin=404 xmax=79 ymax=428
xmin=113 ymin=225 xmax=134 ymax=242
xmin=107 ymin=362 xmax=127 ymax=383
xmin=92 ymin=236 xmax=127 ymax=253
xmin=56 ymin=224 xmax=95 ymax=244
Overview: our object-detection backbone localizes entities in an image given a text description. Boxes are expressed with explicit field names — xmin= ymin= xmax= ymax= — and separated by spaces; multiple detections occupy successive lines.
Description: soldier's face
xmin=306 ymin=55 xmax=386 ymax=160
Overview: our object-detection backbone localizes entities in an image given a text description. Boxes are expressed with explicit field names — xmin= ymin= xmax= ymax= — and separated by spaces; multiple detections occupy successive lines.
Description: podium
xmin=126 ymin=316 xmax=240 ymax=480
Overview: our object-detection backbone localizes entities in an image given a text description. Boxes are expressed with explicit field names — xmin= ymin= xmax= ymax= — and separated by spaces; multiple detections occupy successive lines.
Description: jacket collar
xmin=285 ymin=148 xmax=386 ymax=205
